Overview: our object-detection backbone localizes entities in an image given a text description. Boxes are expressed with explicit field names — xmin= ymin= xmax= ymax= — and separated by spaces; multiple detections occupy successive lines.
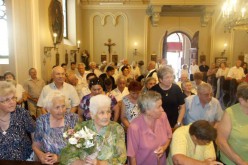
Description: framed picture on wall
xmin=101 ymin=55 xmax=107 ymax=62
xmin=112 ymin=55 xmax=118 ymax=65
xmin=151 ymin=54 xmax=157 ymax=61
xmin=70 ymin=50 xmax=76 ymax=63
xmin=215 ymin=57 xmax=227 ymax=67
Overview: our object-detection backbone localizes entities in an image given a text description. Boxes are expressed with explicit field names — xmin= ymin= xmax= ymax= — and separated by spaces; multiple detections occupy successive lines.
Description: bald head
xmin=67 ymin=74 xmax=78 ymax=86
xmin=52 ymin=66 xmax=65 ymax=84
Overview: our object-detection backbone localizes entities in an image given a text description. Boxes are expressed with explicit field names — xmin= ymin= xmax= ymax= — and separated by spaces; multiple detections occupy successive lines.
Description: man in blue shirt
xmin=183 ymin=82 xmax=223 ymax=127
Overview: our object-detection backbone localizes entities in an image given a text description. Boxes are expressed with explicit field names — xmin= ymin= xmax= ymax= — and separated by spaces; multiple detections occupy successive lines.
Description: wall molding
xmin=90 ymin=12 xmax=128 ymax=61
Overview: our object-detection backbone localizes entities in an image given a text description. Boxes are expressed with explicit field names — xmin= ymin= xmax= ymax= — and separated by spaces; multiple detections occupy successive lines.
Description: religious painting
xmin=65 ymin=50 xmax=68 ymax=65
xmin=49 ymin=0 xmax=63 ymax=43
xmin=101 ymin=55 xmax=107 ymax=62
xmin=81 ymin=50 xmax=90 ymax=70
xmin=112 ymin=55 xmax=118 ymax=65
xmin=151 ymin=54 xmax=157 ymax=61
xmin=200 ymin=54 xmax=206 ymax=63
xmin=70 ymin=50 xmax=76 ymax=63
xmin=215 ymin=57 xmax=227 ymax=67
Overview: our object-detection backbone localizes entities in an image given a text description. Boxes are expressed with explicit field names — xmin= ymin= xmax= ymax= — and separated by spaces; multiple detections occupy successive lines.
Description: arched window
xmin=62 ymin=0 xmax=68 ymax=38
xmin=0 ymin=0 xmax=9 ymax=64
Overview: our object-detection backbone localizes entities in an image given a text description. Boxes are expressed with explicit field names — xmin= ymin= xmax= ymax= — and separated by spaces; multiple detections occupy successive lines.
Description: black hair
xmin=89 ymin=77 xmax=104 ymax=89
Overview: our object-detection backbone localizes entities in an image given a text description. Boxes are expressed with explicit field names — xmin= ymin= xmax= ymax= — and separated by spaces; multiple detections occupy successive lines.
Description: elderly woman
xmin=32 ymin=91 xmax=78 ymax=164
xmin=60 ymin=94 xmax=126 ymax=165
xmin=121 ymin=81 xmax=142 ymax=129
xmin=181 ymin=80 xmax=195 ymax=98
xmin=141 ymin=77 xmax=156 ymax=93
xmin=3 ymin=71 xmax=26 ymax=106
xmin=0 ymin=81 xmax=35 ymax=160
xmin=151 ymin=66 xmax=185 ymax=128
xmin=127 ymin=91 xmax=172 ymax=165
xmin=78 ymin=77 xmax=119 ymax=121
xmin=216 ymin=83 xmax=248 ymax=165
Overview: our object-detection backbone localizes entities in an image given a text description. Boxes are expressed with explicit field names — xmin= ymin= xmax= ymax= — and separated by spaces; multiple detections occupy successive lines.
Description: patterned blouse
xmin=34 ymin=113 xmax=79 ymax=155
xmin=60 ymin=120 xmax=127 ymax=165
xmin=79 ymin=93 xmax=117 ymax=120
xmin=122 ymin=96 xmax=140 ymax=122
xmin=0 ymin=107 xmax=35 ymax=160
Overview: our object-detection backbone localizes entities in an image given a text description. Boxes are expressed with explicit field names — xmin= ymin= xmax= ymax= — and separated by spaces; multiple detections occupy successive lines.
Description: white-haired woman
xmin=0 ymin=81 xmax=35 ymax=160
xmin=60 ymin=94 xmax=127 ymax=165
xmin=127 ymin=91 xmax=172 ymax=165
xmin=32 ymin=91 xmax=78 ymax=164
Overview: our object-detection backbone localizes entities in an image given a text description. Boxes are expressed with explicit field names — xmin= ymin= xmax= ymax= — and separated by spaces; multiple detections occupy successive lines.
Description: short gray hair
xmin=138 ymin=91 xmax=161 ymax=113
xmin=157 ymin=66 xmax=174 ymax=80
xmin=78 ymin=63 xmax=85 ymax=67
xmin=116 ymin=75 xmax=127 ymax=84
xmin=197 ymin=82 xmax=212 ymax=93
xmin=89 ymin=94 xmax=111 ymax=117
xmin=0 ymin=81 xmax=16 ymax=97
xmin=43 ymin=91 xmax=67 ymax=111
xmin=237 ymin=82 xmax=248 ymax=100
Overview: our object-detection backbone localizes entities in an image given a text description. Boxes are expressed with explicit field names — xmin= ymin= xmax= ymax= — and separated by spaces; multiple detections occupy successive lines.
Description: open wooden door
xmin=190 ymin=31 xmax=199 ymax=64
xmin=162 ymin=31 xmax=168 ymax=59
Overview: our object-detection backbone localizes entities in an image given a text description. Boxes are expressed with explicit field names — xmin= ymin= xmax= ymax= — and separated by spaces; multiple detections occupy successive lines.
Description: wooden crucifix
xmin=104 ymin=38 xmax=116 ymax=62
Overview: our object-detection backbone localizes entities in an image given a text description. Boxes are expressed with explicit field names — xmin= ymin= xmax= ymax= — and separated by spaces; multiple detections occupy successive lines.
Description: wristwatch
xmin=177 ymin=122 xmax=182 ymax=126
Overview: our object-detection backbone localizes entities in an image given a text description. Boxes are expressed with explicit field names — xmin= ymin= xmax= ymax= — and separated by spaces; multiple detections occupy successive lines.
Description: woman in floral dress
xmin=32 ymin=91 xmax=78 ymax=164
xmin=60 ymin=94 xmax=126 ymax=165
xmin=121 ymin=81 xmax=142 ymax=130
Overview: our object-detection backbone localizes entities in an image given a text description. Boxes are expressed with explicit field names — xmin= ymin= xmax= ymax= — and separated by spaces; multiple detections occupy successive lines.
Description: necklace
xmin=0 ymin=117 xmax=9 ymax=135
xmin=0 ymin=126 xmax=7 ymax=135
xmin=0 ymin=118 xmax=9 ymax=122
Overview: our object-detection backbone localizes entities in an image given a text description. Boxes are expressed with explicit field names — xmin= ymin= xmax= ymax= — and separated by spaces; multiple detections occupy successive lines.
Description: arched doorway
xmin=162 ymin=31 xmax=191 ymax=81
xmin=163 ymin=31 xmax=199 ymax=80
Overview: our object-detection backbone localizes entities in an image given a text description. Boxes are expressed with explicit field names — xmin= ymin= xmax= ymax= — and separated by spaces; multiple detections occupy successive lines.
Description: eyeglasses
xmin=0 ymin=96 xmax=17 ymax=104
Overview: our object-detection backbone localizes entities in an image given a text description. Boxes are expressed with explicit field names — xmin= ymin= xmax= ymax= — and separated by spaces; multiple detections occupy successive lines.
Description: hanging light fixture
xmin=222 ymin=0 xmax=248 ymax=32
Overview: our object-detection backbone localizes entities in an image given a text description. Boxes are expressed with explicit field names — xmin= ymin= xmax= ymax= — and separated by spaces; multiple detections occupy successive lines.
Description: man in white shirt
xmin=189 ymin=59 xmax=200 ymax=81
xmin=76 ymin=63 xmax=88 ymax=88
xmin=88 ymin=61 xmax=102 ymax=77
xmin=37 ymin=66 xmax=80 ymax=114
xmin=146 ymin=61 xmax=158 ymax=83
xmin=111 ymin=75 xmax=129 ymax=102
xmin=225 ymin=60 xmax=245 ymax=106
xmin=227 ymin=59 xmax=245 ymax=83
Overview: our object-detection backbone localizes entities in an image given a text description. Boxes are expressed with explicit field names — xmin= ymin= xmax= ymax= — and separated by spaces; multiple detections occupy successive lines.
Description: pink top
xmin=127 ymin=112 xmax=172 ymax=165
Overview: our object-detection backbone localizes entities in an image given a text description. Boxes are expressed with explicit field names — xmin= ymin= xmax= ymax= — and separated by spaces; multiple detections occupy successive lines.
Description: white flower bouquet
xmin=63 ymin=126 xmax=98 ymax=155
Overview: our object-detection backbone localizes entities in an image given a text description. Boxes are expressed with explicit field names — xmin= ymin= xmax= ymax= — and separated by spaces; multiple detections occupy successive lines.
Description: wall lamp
xmin=70 ymin=40 xmax=81 ymax=55
xmin=44 ymin=33 xmax=59 ymax=57
xmin=133 ymin=42 xmax=138 ymax=55
xmin=221 ymin=43 xmax=227 ymax=56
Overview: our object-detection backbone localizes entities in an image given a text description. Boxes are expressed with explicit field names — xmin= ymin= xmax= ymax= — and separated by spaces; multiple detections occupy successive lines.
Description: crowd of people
xmin=0 ymin=58 xmax=247 ymax=165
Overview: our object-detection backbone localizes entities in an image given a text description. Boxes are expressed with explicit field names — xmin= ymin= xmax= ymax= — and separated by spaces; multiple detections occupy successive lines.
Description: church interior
xmin=1 ymin=0 xmax=248 ymax=164
xmin=1 ymin=0 xmax=248 ymax=84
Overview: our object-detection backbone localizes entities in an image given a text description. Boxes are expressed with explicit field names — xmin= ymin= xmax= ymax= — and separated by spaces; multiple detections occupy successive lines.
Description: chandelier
xmin=222 ymin=0 xmax=248 ymax=32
